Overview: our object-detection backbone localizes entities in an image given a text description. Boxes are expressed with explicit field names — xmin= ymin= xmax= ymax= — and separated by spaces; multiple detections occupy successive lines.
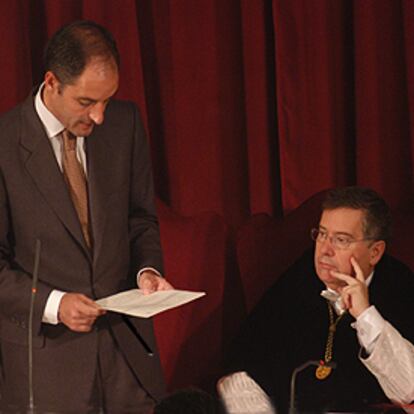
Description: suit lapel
xmin=19 ymin=95 xmax=91 ymax=258
xmin=86 ymin=127 xmax=113 ymax=266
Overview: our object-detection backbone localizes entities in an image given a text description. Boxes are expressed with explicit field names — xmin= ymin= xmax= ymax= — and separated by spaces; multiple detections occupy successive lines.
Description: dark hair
xmin=322 ymin=186 xmax=391 ymax=241
xmin=44 ymin=20 xmax=120 ymax=85
xmin=154 ymin=388 xmax=225 ymax=414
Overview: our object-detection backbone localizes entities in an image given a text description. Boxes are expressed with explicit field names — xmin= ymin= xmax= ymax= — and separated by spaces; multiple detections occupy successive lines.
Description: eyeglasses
xmin=310 ymin=228 xmax=373 ymax=250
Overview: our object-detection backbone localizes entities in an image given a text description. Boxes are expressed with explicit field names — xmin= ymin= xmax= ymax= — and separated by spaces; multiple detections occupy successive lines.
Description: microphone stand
xmin=289 ymin=360 xmax=336 ymax=414
xmin=28 ymin=239 xmax=41 ymax=414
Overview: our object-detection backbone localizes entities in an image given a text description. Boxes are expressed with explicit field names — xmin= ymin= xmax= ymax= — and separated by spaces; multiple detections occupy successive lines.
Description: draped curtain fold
xmin=1 ymin=0 xmax=413 ymax=226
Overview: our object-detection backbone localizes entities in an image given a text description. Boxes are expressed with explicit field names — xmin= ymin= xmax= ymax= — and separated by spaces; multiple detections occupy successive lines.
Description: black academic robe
xmin=228 ymin=248 xmax=414 ymax=413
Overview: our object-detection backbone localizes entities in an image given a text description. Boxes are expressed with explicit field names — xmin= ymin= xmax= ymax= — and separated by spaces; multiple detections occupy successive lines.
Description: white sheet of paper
xmin=95 ymin=289 xmax=206 ymax=318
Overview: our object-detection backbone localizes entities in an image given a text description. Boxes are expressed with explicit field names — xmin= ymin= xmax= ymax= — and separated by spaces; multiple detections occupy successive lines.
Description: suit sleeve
xmin=0 ymin=167 xmax=51 ymax=336
xmin=127 ymin=104 xmax=164 ymax=277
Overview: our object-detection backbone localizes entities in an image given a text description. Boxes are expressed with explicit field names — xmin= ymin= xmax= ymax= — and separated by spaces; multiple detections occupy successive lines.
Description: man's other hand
xmin=138 ymin=270 xmax=174 ymax=295
xmin=58 ymin=293 xmax=106 ymax=332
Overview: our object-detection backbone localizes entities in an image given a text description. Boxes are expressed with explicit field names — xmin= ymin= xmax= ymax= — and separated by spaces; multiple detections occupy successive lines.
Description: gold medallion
xmin=315 ymin=364 xmax=331 ymax=380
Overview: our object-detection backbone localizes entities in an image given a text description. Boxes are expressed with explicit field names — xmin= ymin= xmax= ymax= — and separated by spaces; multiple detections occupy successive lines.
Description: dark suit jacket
xmin=0 ymin=92 xmax=165 ymax=411
xmin=227 ymin=248 xmax=414 ymax=413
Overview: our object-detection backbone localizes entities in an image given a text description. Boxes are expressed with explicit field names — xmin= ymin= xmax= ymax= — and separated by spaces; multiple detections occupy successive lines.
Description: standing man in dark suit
xmin=0 ymin=20 xmax=172 ymax=413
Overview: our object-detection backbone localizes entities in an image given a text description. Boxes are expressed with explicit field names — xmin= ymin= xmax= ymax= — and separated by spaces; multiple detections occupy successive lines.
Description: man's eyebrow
xmin=77 ymin=97 xmax=97 ymax=103
xmin=318 ymin=225 xmax=354 ymax=237
xmin=78 ymin=97 xmax=112 ymax=104
xmin=334 ymin=232 xmax=354 ymax=238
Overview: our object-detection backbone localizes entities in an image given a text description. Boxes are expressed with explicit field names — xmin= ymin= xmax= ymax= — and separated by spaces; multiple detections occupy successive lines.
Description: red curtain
xmin=1 ymin=0 xmax=413 ymax=224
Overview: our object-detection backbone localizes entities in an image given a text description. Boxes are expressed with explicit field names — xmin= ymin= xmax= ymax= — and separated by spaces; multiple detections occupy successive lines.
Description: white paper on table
xmin=95 ymin=289 xmax=206 ymax=318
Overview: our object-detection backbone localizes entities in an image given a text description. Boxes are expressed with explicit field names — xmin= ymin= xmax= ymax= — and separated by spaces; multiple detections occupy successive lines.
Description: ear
xmin=44 ymin=71 xmax=60 ymax=93
xmin=369 ymin=240 xmax=386 ymax=266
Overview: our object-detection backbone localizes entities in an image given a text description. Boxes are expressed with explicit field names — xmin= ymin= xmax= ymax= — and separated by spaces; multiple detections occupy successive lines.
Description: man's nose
xmin=319 ymin=236 xmax=335 ymax=255
xmin=89 ymin=103 xmax=105 ymax=125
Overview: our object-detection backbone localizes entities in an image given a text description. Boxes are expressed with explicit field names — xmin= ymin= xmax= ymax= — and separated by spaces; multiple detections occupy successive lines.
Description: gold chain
xmin=315 ymin=301 xmax=344 ymax=380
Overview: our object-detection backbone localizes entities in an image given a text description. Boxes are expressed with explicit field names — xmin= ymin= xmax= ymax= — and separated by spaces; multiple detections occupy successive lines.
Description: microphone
xmin=289 ymin=360 xmax=337 ymax=414
xmin=28 ymin=239 xmax=41 ymax=414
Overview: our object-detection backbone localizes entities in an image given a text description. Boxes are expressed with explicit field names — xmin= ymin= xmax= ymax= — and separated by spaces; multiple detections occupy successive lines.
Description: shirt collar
xmin=34 ymin=83 xmax=65 ymax=139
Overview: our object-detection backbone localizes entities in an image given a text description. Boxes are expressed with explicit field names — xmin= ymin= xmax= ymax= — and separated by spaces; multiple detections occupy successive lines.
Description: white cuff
xmin=136 ymin=267 xmax=162 ymax=286
xmin=217 ymin=372 xmax=275 ymax=414
xmin=360 ymin=321 xmax=414 ymax=405
xmin=42 ymin=290 xmax=66 ymax=325
xmin=355 ymin=305 xmax=386 ymax=354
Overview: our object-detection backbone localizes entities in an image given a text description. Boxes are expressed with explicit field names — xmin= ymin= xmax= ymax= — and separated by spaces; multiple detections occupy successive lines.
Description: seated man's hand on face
xmin=138 ymin=270 xmax=174 ymax=295
xmin=331 ymin=257 xmax=370 ymax=318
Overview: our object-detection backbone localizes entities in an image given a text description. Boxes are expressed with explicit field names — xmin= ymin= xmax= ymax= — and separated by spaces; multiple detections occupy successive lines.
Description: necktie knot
xmin=62 ymin=129 xmax=77 ymax=152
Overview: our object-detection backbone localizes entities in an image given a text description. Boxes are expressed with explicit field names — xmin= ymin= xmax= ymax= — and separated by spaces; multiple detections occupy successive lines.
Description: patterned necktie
xmin=62 ymin=129 xmax=92 ymax=249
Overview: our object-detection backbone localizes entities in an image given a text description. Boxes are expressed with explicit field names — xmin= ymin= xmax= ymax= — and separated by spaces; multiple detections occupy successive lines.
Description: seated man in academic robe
xmin=222 ymin=186 xmax=414 ymax=413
